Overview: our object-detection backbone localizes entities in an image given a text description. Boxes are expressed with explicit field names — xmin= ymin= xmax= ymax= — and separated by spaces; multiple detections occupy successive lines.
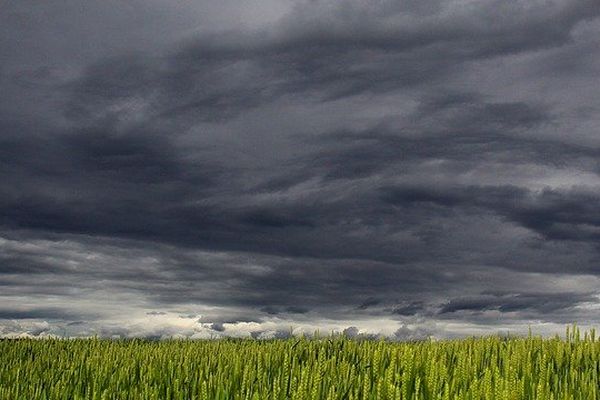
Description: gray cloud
xmin=0 ymin=308 xmax=93 ymax=320
xmin=393 ymin=324 xmax=433 ymax=341
xmin=439 ymin=292 xmax=595 ymax=315
xmin=1 ymin=0 xmax=600 ymax=338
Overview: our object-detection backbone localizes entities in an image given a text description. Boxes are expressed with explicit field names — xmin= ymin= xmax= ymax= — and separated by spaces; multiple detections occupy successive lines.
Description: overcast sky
xmin=1 ymin=0 xmax=600 ymax=339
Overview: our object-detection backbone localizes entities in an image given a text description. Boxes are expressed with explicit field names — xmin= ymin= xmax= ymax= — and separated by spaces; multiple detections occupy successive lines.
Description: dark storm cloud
xmin=303 ymin=99 xmax=594 ymax=182
xmin=382 ymin=184 xmax=600 ymax=246
xmin=439 ymin=292 xmax=596 ymax=315
xmin=0 ymin=307 xmax=95 ymax=321
xmin=7 ymin=118 xmax=600 ymax=267
xmin=17 ymin=0 xmax=594 ymax=133
xmin=390 ymin=302 xmax=427 ymax=317
xmin=357 ymin=298 xmax=381 ymax=310
xmin=169 ymin=0 xmax=599 ymax=103
xmin=1 ymin=0 xmax=600 ymax=337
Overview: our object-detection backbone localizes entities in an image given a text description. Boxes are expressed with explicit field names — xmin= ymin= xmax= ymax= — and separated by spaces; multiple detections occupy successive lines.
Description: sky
xmin=1 ymin=0 xmax=600 ymax=339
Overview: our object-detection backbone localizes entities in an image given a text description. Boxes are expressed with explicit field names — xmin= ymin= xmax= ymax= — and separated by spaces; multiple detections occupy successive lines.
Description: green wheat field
xmin=1 ymin=327 xmax=598 ymax=399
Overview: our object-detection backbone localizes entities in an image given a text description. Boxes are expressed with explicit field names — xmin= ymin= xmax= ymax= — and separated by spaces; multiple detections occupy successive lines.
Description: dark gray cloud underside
xmin=1 ymin=0 xmax=600 ymax=337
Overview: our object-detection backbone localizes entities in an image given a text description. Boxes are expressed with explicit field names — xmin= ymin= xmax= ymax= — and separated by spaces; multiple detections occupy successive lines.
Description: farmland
xmin=1 ymin=327 xmax=598 ymax=399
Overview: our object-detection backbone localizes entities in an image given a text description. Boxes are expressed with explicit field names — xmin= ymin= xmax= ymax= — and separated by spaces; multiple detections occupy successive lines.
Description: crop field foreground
xmin=1 ymin=327 xmax=599 ymax=399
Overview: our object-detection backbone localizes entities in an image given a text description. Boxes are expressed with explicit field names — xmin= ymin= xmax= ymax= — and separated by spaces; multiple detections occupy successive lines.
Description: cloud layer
xmin=1 ymin=0 xmax=600 ymax=338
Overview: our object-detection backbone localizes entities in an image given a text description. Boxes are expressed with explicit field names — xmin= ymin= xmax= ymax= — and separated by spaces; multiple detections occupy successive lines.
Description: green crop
xmin=1 ymin=326 xmax=598 ymax=399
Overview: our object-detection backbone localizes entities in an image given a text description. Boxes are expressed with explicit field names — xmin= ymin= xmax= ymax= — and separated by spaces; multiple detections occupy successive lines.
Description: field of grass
xmin=1 ymin=327 xmax=599 ymax=399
